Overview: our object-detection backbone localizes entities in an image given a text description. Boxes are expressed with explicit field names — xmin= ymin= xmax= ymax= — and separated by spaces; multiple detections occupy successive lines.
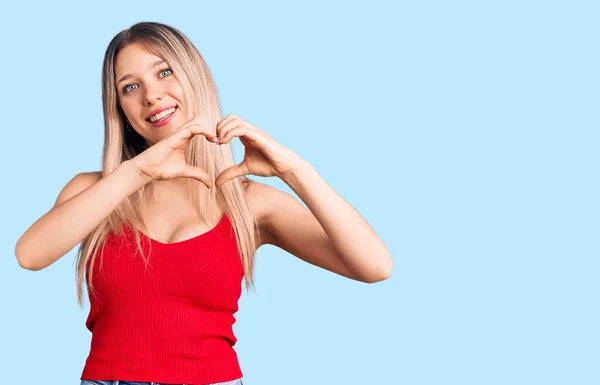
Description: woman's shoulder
xmin=73 ymin=170 xmax=103 ymax=185
xmin=242 ymin=179 xmax=291 ymax=224
xmin=242 ymin=179 xmax=281 ymax=199
xmin=53 ymin=171 xmax=102 ymax=207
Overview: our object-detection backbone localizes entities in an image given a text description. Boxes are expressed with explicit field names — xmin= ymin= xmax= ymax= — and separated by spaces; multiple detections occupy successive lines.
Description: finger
xmin=192 ymin=116 xmax=216 ymax=134
xmin=190 ymin=122 xmax=219 ymax=142
xmin=216 ymin=117 xmax=239 ymax=141
xmin=178 ymin=115 xmax=210 ymax=132
xmin=216 ymin=121 xmax=240 ymax=143
xmin=215 ymin=163 xmax=248 ymax=188
xmin=218 ymin=114 xmax=258 ymax=131
xmin=217 ymin=114 xmax=237 ymax=131
xmin=217 ymin=115 xmax=247 ymax=140
xmin=180 ymin=164 xmax=214 ymax=188
xmin=219 ymin=126 xmax=263 ymax=145
xmin=175 ymin=122 xmax=218 ymax=143
xmin=218 ymin=120 xmax=261 ymax=143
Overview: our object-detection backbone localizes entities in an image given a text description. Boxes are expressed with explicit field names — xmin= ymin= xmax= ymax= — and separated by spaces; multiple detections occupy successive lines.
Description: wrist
xmin=120 ymin=160 xmax=153 ymax=187
xmin=279 ymin=159 xmax=315 ymax=187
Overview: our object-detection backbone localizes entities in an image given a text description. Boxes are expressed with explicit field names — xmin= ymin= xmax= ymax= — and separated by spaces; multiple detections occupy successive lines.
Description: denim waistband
xmin=80 ymin=378 xmax=243 ymax=385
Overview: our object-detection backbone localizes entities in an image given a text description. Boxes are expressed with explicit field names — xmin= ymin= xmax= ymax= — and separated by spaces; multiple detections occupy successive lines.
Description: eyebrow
xmin=116 ymin=60 xmax=166 ymax=85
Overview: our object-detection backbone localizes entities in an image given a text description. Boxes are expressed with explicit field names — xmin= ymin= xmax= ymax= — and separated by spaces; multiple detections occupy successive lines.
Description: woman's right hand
xmin=130 ymin=117 xmax=218 ymax=188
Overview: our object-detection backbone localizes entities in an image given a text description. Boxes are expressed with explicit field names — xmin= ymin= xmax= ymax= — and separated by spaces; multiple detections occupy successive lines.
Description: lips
xmin=148 ymin=107 xmax=177 ymax=127
xmin=145 ymin=106 xmax=177 ymax=122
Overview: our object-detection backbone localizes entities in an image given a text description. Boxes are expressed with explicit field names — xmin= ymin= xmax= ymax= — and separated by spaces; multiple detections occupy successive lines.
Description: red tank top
xmin=81 ymin=214 xmax=244 ymax=384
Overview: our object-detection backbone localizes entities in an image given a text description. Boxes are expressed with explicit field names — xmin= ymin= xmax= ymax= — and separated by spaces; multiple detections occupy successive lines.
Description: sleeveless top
xmin=80 ymin=214 xmax=244 ymax=384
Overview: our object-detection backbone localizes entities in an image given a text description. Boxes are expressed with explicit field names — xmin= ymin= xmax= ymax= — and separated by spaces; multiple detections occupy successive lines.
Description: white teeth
xmin=149 ymin=107 xmax=176 ymax=122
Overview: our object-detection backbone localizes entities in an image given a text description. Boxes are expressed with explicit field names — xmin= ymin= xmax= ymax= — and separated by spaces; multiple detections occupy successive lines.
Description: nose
xmin=143 ymin=82 xmax=164 ymax=106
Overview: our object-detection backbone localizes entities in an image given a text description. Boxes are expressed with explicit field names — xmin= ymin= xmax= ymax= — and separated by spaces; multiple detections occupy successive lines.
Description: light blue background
xmin=1 ymin=1 xmax=598 ymax=384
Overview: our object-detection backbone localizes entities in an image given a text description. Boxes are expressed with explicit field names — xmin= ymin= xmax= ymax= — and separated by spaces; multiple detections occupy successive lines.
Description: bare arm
xmin=211 ymin=114 xmax=391 ymax=283
xmin=15 ymin=160 xmax=151 ymax=271
xmin=248 ymin=163 xmax=392 ymax=283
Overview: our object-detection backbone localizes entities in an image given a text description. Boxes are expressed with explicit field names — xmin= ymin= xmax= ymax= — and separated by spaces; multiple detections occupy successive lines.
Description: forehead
xmin=114 ymin=43 xmax=164 ymax=78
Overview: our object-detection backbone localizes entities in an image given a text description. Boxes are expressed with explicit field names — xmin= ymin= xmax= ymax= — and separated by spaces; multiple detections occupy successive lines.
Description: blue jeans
xmin=80 ymin=379 xmax=243 ymax=385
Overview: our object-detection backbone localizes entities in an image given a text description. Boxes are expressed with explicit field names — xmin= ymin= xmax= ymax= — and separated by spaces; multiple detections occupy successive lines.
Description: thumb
xmin=215 ymin=163 xmax=248 ymax=188
xmin=181 ymin=164 xmax=213 ymax=189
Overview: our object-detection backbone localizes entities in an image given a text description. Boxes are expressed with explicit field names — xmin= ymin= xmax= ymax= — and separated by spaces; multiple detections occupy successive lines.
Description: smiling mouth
xmin=146 ymin=107 xmax=177 ymax=123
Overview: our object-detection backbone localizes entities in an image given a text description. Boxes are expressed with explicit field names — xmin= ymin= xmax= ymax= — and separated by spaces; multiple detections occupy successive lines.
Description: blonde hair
xmin=75 ymin=22 xmax=258 ymax=307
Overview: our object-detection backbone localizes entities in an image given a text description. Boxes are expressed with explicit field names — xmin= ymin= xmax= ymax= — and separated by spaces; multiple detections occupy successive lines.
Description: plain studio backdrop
xmin=1 ymin=1 xmax=598 ymax=384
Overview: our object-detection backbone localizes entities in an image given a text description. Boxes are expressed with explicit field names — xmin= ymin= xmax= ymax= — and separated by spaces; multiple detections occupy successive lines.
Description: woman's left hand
xmin=214 ymin=114 xmax=305 ymax=187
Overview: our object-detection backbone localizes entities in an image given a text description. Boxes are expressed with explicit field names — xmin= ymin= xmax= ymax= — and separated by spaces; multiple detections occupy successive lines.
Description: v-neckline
xmin=130 ymin=214 xmax=228 ymax=246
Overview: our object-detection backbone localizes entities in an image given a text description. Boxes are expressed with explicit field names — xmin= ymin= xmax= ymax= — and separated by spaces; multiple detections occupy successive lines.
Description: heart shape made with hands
xmin=212 ymin=114 xmax=304 ymax=188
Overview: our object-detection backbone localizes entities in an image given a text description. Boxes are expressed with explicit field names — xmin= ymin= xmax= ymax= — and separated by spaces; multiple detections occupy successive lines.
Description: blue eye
xmin=159 ymin=68 xmax=173 ymax=77
xmin=121 ymin=68 xmax=172 ymax=94
xmin=123 ymin=84 xmax=138 ymax=93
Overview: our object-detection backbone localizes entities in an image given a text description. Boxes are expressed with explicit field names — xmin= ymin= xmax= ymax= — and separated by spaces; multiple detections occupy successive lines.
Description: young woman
xmin=15 ymin=22 xmax=392 ymax=385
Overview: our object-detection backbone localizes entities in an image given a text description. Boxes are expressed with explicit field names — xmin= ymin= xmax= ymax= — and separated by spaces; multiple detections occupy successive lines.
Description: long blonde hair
xmin=75 ymin=22 xmax=258 ymax=307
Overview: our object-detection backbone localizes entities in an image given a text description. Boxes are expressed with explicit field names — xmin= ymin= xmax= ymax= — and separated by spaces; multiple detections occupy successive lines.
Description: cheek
xmin=170 ymin=86 xmax=190 ymax=118
xmin=173 ymin=88 xmax=186 ymax=106
xmin=166 ymin=80 xmax=185 ymax=102
xmin=119 ymin=100 xmax=140 ymax=122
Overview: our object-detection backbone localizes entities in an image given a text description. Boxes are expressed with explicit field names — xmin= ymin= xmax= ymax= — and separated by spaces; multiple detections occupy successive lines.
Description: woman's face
xmin=114 ymin=43 xmax=187 ymax=146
